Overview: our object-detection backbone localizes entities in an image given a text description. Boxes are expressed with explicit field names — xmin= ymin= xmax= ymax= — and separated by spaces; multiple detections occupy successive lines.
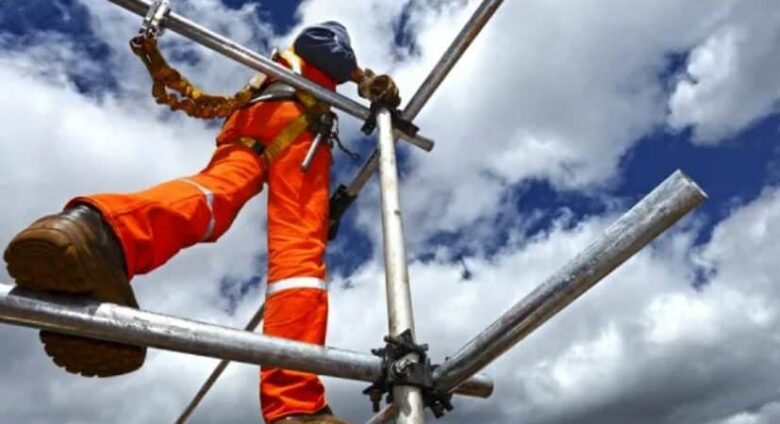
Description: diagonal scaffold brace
xmin=432 ymin=171 xmax=707 ymax=393
xmin=367 ymin=170 xmax=707 ymax=423
xmin=327 ymin=0 xmax=506 ymax=239
xmin=0 ymin=0 xmax=711 ymax=422
xmin=175 ymin=303 xmax=265 ymax=424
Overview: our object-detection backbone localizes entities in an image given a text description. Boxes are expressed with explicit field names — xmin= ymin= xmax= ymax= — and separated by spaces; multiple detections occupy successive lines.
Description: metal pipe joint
xmin=140 ymin=0 xmax=170 ymax=38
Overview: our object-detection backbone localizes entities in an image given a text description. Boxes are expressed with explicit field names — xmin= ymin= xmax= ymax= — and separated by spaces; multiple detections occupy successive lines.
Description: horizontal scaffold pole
xmin=0 ymin=284 xmax=492 ymax=399
xmin=432 ymin=170 xmax=708 ymax=394
xmin=103 ymin=0 xmax=434 ymax=152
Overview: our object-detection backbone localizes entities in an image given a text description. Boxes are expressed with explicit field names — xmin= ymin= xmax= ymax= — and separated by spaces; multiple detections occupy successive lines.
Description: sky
xmin=1 ymin=0 xmax=780 ymax=423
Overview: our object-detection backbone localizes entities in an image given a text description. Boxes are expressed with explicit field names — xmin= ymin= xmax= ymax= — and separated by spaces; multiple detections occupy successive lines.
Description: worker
xmin=3 ymin=21 xmax=399 ymax=424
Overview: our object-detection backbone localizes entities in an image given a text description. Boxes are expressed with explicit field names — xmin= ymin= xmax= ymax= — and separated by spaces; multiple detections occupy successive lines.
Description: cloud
xmin=0 ymin=2 xmax=273 ymax=422
xmin=710 ymin=401 xmax=780 ymax=424
xmin=2 ymin=1 xmax=780 ymax=424
xmin=292 ymin=0 xmax=780 ymax=242
xmin=309 ymin=183 xmax=780 ymax=424
xmin=668 ymin=0 xmax=780 ymax=143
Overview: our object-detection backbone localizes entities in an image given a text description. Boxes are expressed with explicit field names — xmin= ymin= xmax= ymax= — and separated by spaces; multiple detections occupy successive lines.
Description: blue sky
xmin=2 ymin=1 xmax=780 ymax=423
xmin=5 ymin=0 xmax=776 ymax=270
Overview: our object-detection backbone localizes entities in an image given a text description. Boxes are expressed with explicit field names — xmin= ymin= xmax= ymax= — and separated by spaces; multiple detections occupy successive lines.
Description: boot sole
xmin=4 ymin=227 xmax=145 ymax=378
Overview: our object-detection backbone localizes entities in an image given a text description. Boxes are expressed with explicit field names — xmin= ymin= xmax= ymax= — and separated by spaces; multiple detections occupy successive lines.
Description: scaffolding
xmin=0 ymin=0 xmax=708 ymax=423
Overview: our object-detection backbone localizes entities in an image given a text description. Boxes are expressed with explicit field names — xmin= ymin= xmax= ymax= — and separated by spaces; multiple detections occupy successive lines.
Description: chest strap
xmin=234 ymin=88 xmax=332 ymax=166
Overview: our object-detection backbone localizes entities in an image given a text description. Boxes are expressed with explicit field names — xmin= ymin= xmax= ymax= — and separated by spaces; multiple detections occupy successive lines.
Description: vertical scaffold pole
xmin=337 ymin=0 xmax=505 ymax=203
xmin=376 ymin=108 xmax=426 ymax=424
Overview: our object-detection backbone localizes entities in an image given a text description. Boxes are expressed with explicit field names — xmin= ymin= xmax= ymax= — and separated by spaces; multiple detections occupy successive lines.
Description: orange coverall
xmin=68 ymin=55 xmax=338 ymax=422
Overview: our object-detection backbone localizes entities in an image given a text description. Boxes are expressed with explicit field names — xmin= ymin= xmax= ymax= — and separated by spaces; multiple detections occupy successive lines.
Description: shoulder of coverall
xmin=292 ymin=21 xmax=357 ymax=85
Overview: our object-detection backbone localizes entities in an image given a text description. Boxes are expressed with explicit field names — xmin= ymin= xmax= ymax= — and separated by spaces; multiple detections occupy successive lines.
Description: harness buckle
xmin=140 ymin=0 xmax=171 ymax=39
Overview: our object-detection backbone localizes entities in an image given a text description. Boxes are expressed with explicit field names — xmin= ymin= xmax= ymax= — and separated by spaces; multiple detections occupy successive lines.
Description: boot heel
xmin=4 ymin=208 xmax=146 ymax=377
xmin=40 ymin=332 xmax=146 ymax=378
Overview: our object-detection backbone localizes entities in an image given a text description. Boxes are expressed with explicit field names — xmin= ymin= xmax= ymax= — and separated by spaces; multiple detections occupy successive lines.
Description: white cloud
xmin=710 ymin=402 xmax=780 ymax=424
xmin=325 ymin=184 xmax=780 ymax=424
xmin=668 ymin=0 xmax=780 ymax=143
xmin=2 ymin=1 xmax=780 ymax=424
xmin=0 ymin=3 xmax=273 ymax=422
xmin=296 ymin=0 xmax=775 ymax=240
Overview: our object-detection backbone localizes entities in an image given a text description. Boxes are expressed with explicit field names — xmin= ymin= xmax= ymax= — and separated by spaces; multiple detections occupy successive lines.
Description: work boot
xmin=273 ymin=406 xmax=352 ymax=424
xmin=3 ymin=204 xmax=146 ymax=377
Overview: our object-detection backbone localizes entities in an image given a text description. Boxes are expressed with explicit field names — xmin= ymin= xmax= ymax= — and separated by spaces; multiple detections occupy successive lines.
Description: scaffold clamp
xmin=140 ymin=0 xmax=171 ymax=38
xmin=361 ymin=102 xmax=420 ymax=139
xmin=364 ymin=330 xmax=454 ymax=418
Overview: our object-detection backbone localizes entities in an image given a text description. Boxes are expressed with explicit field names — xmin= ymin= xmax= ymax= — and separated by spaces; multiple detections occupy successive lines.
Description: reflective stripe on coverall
xmin=67 ymin=51 xmax=338 ymax=423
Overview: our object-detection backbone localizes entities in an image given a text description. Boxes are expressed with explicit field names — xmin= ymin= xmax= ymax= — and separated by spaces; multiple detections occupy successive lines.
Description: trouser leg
xmin=260 ymin=132 xmax=331 ymax=423
xmin=69 ymin=143 xmax=265 ymax=278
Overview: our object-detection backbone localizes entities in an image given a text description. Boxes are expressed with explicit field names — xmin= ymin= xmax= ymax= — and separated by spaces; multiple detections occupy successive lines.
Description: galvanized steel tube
xmin=376 ymin=109 xmax=426 ymax=423
xmin=175 ymin=304 xmax=265 ymax=424
xmin=402 ymin=0 xmax=504 ymax=119
xmin=433 ymin=171 xmax=707 ymax=393
xmin=344 ymin=0 xmax=506 ymax=197
xmin=0 ymin=285 xmax=378 ymax=381
xmin=176 ymin=360 xmax=230 ymax=424
xmin=103 ymin=0 xmax=434 ymax=152
xmin=0 ymin=285 xmax=491 ymax=399
xmin=365 ymin=366 xmax=495 ymax=423
xmin=365 ymin=404 xmax=399 ymax=424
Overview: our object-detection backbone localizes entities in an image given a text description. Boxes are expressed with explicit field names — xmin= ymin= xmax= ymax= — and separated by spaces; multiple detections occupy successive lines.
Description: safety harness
xmin=129 ymin=34 xmax=337 ymax=169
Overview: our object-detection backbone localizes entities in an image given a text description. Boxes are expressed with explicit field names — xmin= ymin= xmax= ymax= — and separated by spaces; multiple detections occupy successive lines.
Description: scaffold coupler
xmin=140 ymin=0 xmax=171 ymax=38
xmin=363 ymin=330 xmax=454 ymax=418
xmin=361 ymin=102 xmax=419 ymax=139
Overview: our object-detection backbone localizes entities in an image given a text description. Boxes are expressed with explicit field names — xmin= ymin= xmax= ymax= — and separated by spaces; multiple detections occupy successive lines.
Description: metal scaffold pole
xmin=365 ymin=172 xmax=706 ymax=424
xmin=103 ymin=0 xmax=434 ymax=152
xmin=366 ymin=404 xmax=399 ymax=424
xmin=376 ymin=108 xmax=426 ymax=424
xmin=0 ymin=0 xmax=712 ymax=422
xmin=0 ymin=284 xmax=491 ymax=397
xmin=175 ymin=304 xmax=265 ymax=424
xmin=432 ymin=171 xmax=707 ymax=393
xmin=331 ymin=0 xmax=505 ymax=225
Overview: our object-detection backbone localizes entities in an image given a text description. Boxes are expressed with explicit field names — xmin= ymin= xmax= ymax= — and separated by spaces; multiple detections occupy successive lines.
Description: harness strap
xmin=234 ymin=137 xmax=267 ymax=157
xmin=264 ymin=92 xmax=330 ymax=163
xmin=234 ymin=83 xmax=331 ymax=166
